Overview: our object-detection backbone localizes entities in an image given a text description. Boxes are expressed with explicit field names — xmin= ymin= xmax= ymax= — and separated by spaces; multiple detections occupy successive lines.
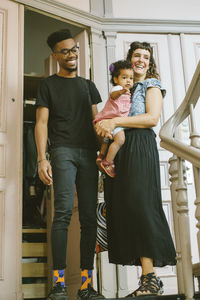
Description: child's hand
xmin=110 ymin=88 xmax=131 ymax=100
xmin=121 ymin=88 xmax=131 ymax=96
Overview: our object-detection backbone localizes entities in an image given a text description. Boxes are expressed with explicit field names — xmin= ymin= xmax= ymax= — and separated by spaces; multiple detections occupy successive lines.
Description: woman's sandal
xmin=126 ymin=272 xmax=164 ymax=298
xmin=100 ymin=159 xmax=115 ymax=178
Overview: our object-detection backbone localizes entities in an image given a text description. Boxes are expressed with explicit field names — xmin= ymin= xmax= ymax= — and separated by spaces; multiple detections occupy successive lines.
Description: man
xmin=35 ymin=29 xmax=104 ymax=300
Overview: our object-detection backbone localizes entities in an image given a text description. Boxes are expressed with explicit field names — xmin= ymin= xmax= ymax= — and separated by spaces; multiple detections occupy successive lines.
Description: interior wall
xmin=24 ymin=9 xmax=84 ymax=75
xmin=112 ymin=0 xmax=200 ymax=20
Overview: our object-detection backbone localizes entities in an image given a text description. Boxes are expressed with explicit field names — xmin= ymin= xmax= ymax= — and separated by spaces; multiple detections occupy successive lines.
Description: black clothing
xmin=47 ymin=283 xmax=68 ymax=300
xmin=36 ymin=74 xmax=102 ymax=270
xmin=36 ymin=75 xmax=102 ymax=150
xmin=23 ymin=124 xmax=45 ymax=227
xmin=25 ymin=124 xmax=37 ymax=180
xmin=50 ymin=147 xmax=98 ymax=270
xmin=104 ymin=128 xmax=176 ymax=267
xmin=77 ymin=285 xmax=105 ymax=300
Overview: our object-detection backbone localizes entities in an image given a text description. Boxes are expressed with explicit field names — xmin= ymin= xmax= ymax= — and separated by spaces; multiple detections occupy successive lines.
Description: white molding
xmin=102 ymin=19 xmax=200 ymax=34
xmin=90 ymin=27 xmax=103 ymax=39
xmin=0 ymin=144 xmax=6 ymax=178
xmin=104 ymin=0 xmax=113 ymax=18
xmin=0 ymin=191 xmax=5 ymax=280
xmin=15 ymin=0 xmax=200 ymax=33
xmin=90 ymin=0 xmax=104 ymax=17
xmin=16 ymin=4 xmax=24 ymax=297
xmin=0 ymin=7 xmax=7 ymax=133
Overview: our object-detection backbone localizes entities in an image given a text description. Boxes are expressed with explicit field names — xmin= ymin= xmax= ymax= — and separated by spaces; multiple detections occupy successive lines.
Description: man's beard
xmin=65 ymin=66 xmax=77 ymax=72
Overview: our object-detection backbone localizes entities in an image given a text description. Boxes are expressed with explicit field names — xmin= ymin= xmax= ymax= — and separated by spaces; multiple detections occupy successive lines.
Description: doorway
xmin=22 ymin=8 xmax=90 ymax=300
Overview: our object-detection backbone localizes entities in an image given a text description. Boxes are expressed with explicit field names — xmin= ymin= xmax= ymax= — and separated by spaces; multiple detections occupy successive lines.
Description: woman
xmin=95 ymin=41 xmax=176 ymax=297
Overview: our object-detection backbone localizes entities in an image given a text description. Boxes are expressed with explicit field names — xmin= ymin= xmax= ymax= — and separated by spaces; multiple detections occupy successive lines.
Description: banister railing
xmin=159 ymin=60 xmax=200 ymax=300
xmin=160 ymin=60 xmax=200 ymax=167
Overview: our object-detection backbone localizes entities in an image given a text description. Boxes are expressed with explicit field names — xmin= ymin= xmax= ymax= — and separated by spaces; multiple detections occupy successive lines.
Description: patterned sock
xmin=53 ymin=269 xmax=65 ymax=287
xmin=81 ymin=269 xmax=92 ymax=290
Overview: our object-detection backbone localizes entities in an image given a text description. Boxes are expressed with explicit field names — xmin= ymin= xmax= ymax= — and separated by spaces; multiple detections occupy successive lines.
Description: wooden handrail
xmin=159 ymin=60 xmax=200 ymax=167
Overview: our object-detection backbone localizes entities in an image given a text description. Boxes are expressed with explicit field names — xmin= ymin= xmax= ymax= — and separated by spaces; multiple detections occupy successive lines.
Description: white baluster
xmin=176 ymin=157 xmax=194 ymax=300
xmin=189 ymin=104 xmax=200 ymax=259
xmin=193 ymin=167 xmax=200 ymax=258
xmin=169 ymin=155 xmax=184 ymax=293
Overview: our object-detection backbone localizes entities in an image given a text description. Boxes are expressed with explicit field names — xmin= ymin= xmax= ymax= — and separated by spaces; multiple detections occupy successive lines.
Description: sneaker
xmin=77 ymin=285 xmax=105 ymax=300
xmin=100 ymin=159 xmax=115 ymax=178
xmin=48 ymin=283 xmax=69 ymax=300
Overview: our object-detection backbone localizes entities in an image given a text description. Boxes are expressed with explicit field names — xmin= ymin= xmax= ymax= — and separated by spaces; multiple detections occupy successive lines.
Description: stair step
xmin=22 ymin=228 xmax=47 ymax=234
xmin=124 ymin=295 xmax=184 ymax=300
xmin=120 ymin=293 xmax=200 ymax=300
xmin=22 ymin=262 xmax=47 ymax=277
xmin=22 ymin=242 xmax=47 ymax=257
xmin=22 ymin=283 xmax=47 ymax=299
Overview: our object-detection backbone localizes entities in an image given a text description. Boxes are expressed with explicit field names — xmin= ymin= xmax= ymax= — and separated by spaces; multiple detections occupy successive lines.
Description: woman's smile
xmin=131 ymin=48 xmax=150 ymax=79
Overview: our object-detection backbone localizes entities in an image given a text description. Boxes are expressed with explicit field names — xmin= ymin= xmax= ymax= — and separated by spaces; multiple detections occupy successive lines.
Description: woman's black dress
xmin=104 ymin=80 xmax=176 ymax=267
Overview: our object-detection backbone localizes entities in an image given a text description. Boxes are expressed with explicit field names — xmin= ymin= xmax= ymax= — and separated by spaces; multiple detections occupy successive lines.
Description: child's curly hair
xmin=109 ymin=60 xmax=133 ymax=85
xmin=126 ymin=41 xmax=160 ymax=80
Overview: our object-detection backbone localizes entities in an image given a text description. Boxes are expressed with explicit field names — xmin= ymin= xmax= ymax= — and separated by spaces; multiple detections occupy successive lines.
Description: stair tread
xmin=119 ymin=296 xmax=184 ymax=300
xmin=112 ymin=293 xmax=200 ymax=300
xmin=22 ymin=228 xmax=47 ymax=233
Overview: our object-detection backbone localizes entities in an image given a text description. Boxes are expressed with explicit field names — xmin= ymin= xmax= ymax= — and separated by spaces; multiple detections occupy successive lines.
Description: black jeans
xmin=50 ymin=147 xmax=98 ymax=270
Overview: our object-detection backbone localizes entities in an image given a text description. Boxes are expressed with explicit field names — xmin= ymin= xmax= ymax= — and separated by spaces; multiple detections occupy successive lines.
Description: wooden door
xmin=74 ymin=30 xmax=90 ymax=79
xmin=0 ymin=0 xmax=23 ymax=299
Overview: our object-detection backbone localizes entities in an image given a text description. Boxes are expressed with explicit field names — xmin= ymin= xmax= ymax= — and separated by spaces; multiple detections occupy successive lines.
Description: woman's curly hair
xmin=109 ymin=60 xmax=133 ymax=85
xmin=126 ymin=41 xmax=160 ymax=80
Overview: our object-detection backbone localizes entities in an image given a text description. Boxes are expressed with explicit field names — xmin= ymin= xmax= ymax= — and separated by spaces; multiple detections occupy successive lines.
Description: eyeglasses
xmin=54 ymin=46 xmax=79 ymax=56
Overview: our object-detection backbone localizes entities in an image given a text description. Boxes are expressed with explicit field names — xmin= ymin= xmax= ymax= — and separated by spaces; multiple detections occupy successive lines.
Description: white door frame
xmin=0 ymin=1 xmax=23 ymax=299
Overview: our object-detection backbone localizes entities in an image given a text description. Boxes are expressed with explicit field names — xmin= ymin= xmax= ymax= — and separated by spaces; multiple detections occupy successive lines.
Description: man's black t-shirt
xmin=36 ymin=74 xmax=102 ymax=149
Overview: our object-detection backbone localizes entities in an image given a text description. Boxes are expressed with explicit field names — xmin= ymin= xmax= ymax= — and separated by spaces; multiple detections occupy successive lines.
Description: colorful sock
xmin=81 ymin=269 xmax=92 ymax=290
xmin=53 ymin=269 xmax=65 ymax=287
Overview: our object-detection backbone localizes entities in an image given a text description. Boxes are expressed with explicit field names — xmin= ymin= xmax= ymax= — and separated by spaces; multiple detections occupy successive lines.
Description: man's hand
xmin=38 ymin=160 xmax=53 ymax=185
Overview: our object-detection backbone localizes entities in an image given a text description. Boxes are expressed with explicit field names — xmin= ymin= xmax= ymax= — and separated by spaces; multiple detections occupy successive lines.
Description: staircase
xmin=22 ymin=228 xmax=48 ymax=299
xmin=159 ymin=59 xmax=200 ymax=299
xmin=124 ymin=295 xmax=200 ymax=300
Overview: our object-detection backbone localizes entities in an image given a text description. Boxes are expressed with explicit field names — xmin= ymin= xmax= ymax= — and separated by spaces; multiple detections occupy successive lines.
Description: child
xmin=94 ymin=60 xmax=134 ymax=178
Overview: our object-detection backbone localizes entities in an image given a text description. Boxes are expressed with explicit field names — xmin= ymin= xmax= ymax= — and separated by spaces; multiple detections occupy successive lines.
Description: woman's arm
xmin=95 ymin=87 xmax=163 ymax=137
